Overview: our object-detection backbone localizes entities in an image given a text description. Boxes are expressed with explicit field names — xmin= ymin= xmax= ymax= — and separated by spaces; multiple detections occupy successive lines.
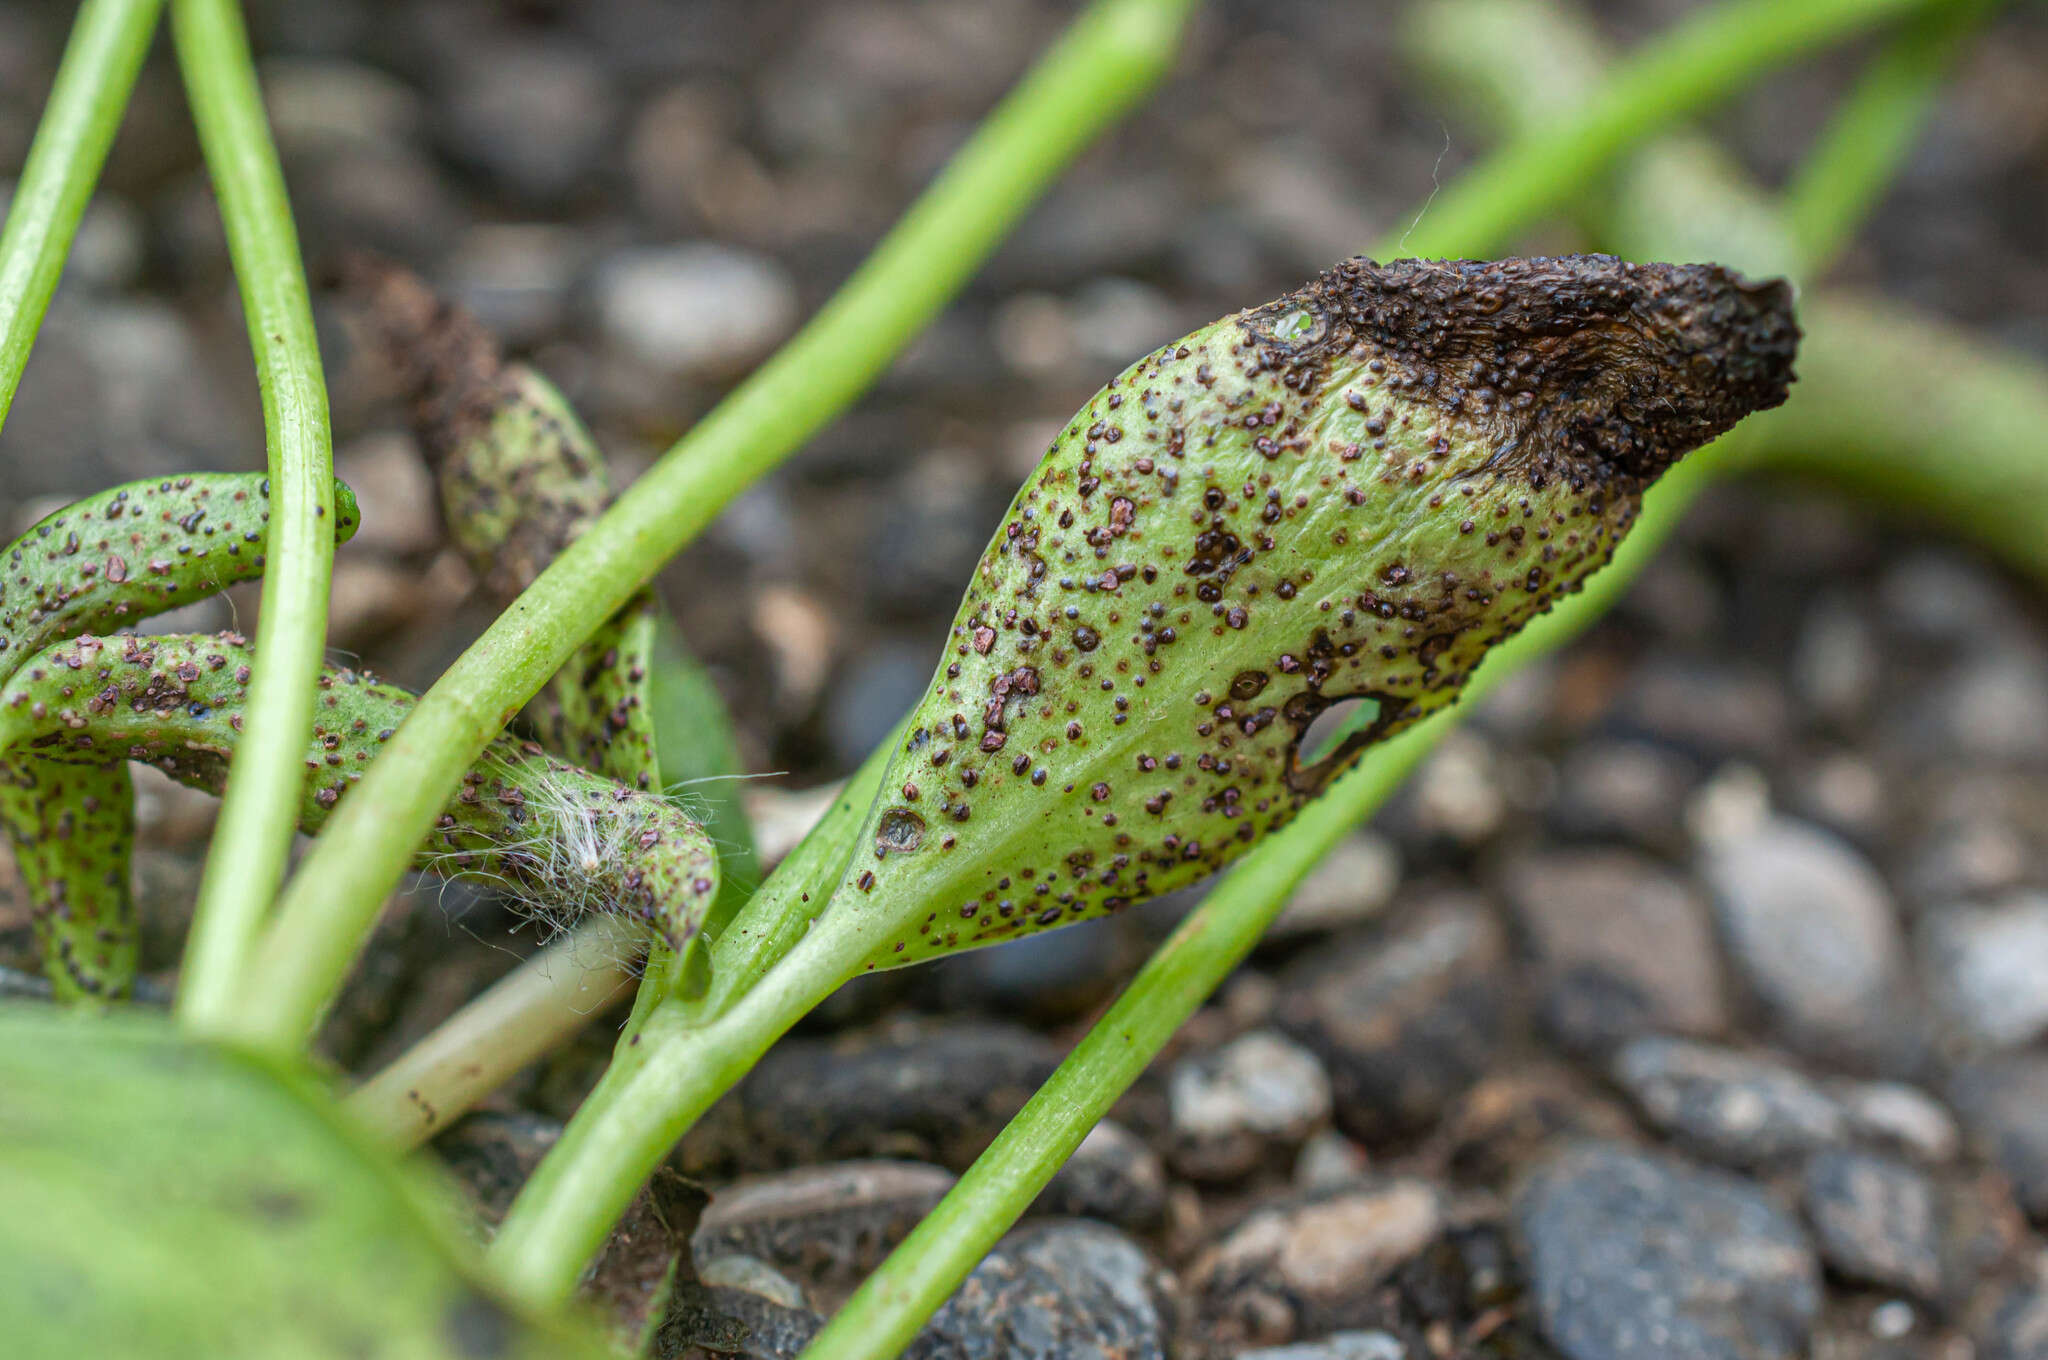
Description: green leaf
xmin=0 ymin=1005 xmax=606 ymax=1358
xmin=835 ymin=255 xmax=1798 ymax=968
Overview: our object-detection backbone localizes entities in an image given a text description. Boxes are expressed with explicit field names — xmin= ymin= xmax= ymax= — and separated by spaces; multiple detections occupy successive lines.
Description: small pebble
xmin=1188 ymin=1179 xmax=1443 ymax=1349
xmin=1517 ymin=1141 xmax=1821 ymax=1360
xmin=1502 ymin=848 xmax=1728 ymax=1051
xmin=1168 ymin=1029 xmax=1332 ymax=1182
xmin=1236 ymin=1332 xmax=1409 ymax=1360
xmin=1275 ymin=893 xmax=1509 ymax=1144
xmin=921 ymin=1219 xmax=1179 ymax=1359
xmin=690 ymin=1161 xmax=955 ymax=1299
xmin=1698 ymin=816 xmax=1914 ymax=1067
xmin=593 ymin=242 xmax=798 ymax=378
xmin=1611 ymin=1036 xmax=1846 ymax=1169
xmin=1799 ymin=1148 xmax=1945 ymax=1301
xmin=1918 ymin=892 xmax=2048 ymax=1047
xmin=1835 ymin=1080 xmax=1961 ymax=1164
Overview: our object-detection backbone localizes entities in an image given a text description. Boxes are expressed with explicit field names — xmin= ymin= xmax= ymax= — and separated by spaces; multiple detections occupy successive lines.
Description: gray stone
xmin=694 ymin=1254 xmax=807 ymax=1311
xmin=1790 ymin=593 xmax=1879 ymax=726
xmin=1919 ymin=892 xmax=2048 ymax=1047
xmin=333 ymin=431 xmax=441 ymax=558
xmin=1610 ymin=657 xmax=1790 ymax=760
xmin=1947 ymin=1054 xmax=2048 ymax=1221
xmin=1835 ymin=1081 xmax=1961 ymax=1164
xmin=593 ymin=242 xmax=797 ymax=378
xmin=1292 ymin=1129 xmax=1369 ymax=1192
xmin=1236 ymin=1333 xmax=1409 ymax=1360
xmin=1986 ymin=1287 xmax=2048 ymax=1360
xmin=1276 ymin=894 xmax=1509 ymax=1144
xmin=1922 ymin=646 xmax=2048 ymax=765
xmin=445 ymin=223 xmax=587 ymax=347
xmin=292 ymin=143 xmax=466 ymax=262
xmin=1032 ymin=1120 xmax=1168 ymax=1233
xmin=438 ymin=39 xmax=618 ymax=201
xmin=691 ymin=1161 xmax=956 ymax=1299
xmin=1875 ymin=548 xmax=2018 ymax=647
xmin=261 ymin=56 xmax=423 ymax=155
xmin=1547 ymin=739 xmax=1700 ymax=851
xmin=921 ymin=1219 xmax=1180 ymax=1359
xmin=1698 ymin=816 xmax=1912 ymax=1066
xmin=652 ymin=1282 xmax=821 ymax=1359
xmin=1516 ymin=1142 xmax=1821 ymax=1360
xmin=1611 ymin=1037 xmax=1845 ymax=1168
xmin=1799 ymin=1149 xmax=1944 ymax=1300
xmin=433 ymin=1110 xmax=562 ymax=1225
xmin=1168 ymin=1029 xmax=1332 ymax=1182
xmin=66 ymin=194 xmax=145 ymax=293
xmin=824 ymin=641 xmax=939 ymax=769
xmin=1502 ymin=848 xmax=1727 ymax=1051
xmin=1901 ymin=813 xmax=2032 ymax=908
xmin=1189 ymin=1179 xmax=1443 ymax=1350
xmin=917 ymin=913 xmax=1130 ymax=1025
xmin=1268 ymin=832 xmax=1401 ymax=939
xmin=715 ymin=1020 xmax=1061 ymax=1171
xmin=863 ymin=458 xmax=1007 ymax=616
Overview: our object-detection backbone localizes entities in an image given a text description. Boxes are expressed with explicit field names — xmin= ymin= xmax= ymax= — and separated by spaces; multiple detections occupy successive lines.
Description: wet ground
xmin=1 ymin=0 xmax=2046 ymax=1356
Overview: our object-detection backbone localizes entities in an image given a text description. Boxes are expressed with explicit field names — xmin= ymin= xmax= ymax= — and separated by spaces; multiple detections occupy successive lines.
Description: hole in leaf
xmin=1298 ymin=696 xmax=1378 ymax=766
xmin=1283 ymin=690 xmax=1406 ymax=796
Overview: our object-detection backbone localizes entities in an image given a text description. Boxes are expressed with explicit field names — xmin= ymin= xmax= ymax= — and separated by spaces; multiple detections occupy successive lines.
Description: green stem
xmin=169 ymin=0 xmax=339 ymax=1031
xmin=0 ymin=0 xmax=162 ymax=430
xmin=490 ymin=903 xmax=874 ymax=1307
xmin=226 ymin=0 xmax=1199 ymax=1055
xmin=1397 ymin=0 xmax=1943 ymax=260
xmin=486 ymin=729 xmax=899 ymax=1302
xmin=1781 ymin=0 xmax=1995 ymax=268
xmin=345 ymin=918 xmax=640 ymax=1147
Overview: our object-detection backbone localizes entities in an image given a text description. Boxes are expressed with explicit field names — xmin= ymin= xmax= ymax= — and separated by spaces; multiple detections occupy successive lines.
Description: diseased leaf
xmin=0 ymin=759 xmax=133 ymax=1001
xmin=0 ymin=634 xmax=719 ymax=956
xmin=0 ymin=1005 xmax=608 ymax=1358
xmin=834 ymin=255 xmax=1797 ymax=967
xmin=0 ymin=471 xmax=359 ymax=1000
xmin=0 ymin=471 xmax=360 ymax=685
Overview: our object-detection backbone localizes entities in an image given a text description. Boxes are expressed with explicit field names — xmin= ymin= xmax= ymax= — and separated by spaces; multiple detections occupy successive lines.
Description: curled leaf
xmin=0 ymin=634 xmax=719 ymax=956
xmin=838 ymin=255 xmax=1797 ymax=965
xmin=0 ymin=471 xmax=359 ymax=1000
xmin=0 ymin=471 xmax=360 ymax=684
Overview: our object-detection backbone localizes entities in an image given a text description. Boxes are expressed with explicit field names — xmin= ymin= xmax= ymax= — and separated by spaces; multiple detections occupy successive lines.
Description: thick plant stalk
xmin=0 ymin=0 xmax=163 ymax=430
xmin=0 ymin=472 xmax=358 ymax=1000
xmin=229 ymin=0 xmax=1202 ymax=1056
xmin=171 ymin=0 xmax=341 ymax=1031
